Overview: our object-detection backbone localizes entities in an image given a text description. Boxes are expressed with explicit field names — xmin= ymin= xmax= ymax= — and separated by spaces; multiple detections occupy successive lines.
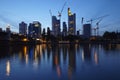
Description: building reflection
xmin=93 ymin=45 xmax=99 ymax=65
xmin=0 ymin=45 xmax=10 ymax=59
xmin=68 ymin=44 xmax=76 ymax=79
xmin=103 ymin=44 xmax=117 ymax=50
xmin=62 ymin=44 xmax=68 ymax=64
xmin=1 ymin=43 xmax=118 ymax=79
xmin=46 ymin=44 xmax=51 ymax=61
xmin=82 ymin=44 xmax=91 ymax=62
xmin=23 ymin=46 xmax=28 ymax=64
xmin=52 ymin=45 xmax=61 ymax=77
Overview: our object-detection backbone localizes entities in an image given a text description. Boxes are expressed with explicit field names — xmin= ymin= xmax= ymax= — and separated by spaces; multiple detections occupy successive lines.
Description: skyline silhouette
xmin=0 ymin=0 xmax=120 ymax=35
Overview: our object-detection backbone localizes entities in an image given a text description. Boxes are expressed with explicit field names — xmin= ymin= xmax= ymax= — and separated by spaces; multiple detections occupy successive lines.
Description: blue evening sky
xmin=0 ymin=0 xmax=120 ymax=35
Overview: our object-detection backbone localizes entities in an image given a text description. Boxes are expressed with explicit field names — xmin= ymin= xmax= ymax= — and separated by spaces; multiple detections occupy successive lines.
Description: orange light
xmin=23 ymin=38 xmax=28 ymax=41
xmin=57 ymin=66 xmax=61 ymax=77
xmin=94 ymin=52 xmax=98 ymax=64
xmin=55 ymin=56 xmax=58 ymax=65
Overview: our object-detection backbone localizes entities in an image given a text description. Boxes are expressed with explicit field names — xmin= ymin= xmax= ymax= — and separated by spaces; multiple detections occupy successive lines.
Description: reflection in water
xmin=23 ymin=46 xmax=28 ymax=64
xmin=103 ymin=44 xmax=117 ymax=50
xmin=68 ymin=44 xmax=76 ymax=79
xmin=52 ymin=45 xmax=61 ymax=77
xmin=82 ymin=44 xmax=91 ymax=62
xmin=56 ymin=66 xmax=61 ymax=77
xmin=82 ymin=50 xmax=84 ymax=62
xmin=93 ymin=45 xmax=99 ymax=65
xmin=6 ymin=60 xmax=10 ymax=76
xmin=94 ymin=52 xmax=98 ymax=64
xmin=0 ymin=44 xmax=120 ymax=80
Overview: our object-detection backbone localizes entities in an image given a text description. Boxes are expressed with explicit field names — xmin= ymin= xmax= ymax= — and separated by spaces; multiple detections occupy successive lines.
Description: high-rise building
xmin=28 ymin=21 xmax=41 ymax=38
xmin=28 ymin=23 xmax=33 ymax=37
xmin=52 ymin=16 xmax=60 ymax=36
xmin=62 ymin=22 xmax=67 ymax=36
xmin=19 ymin=22 xmax=27 ymax=35
xmin=83 ymin=24 xmax=91 ymax=39
xmin=68 ymin=8 xmax=76 ymax=35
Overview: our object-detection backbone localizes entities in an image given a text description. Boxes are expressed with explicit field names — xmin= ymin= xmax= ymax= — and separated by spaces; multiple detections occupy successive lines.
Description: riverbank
xmin=0 ymin=40 xmax=119 ymax=46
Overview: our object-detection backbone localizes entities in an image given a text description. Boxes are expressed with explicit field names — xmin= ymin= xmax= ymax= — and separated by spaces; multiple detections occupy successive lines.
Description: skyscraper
xmin=28 ymin=23 xmax=33 ymax=37
xmin=52 ymin=16 xmax=60 ymax=36
xmin=19 ymin=21 xmax=27 ymax=35
xmin=83 ymin=24 xmax=91 ymax=39
xmin=62 ymin=22 xmax=67 ymax=36
xmin=28 ymin=21 xmax=41 ymax=38
xmin=68 ymin=8 xmax=76 ymax=35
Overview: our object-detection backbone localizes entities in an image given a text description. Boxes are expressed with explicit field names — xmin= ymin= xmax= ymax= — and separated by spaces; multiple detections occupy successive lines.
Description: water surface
xmin=0 ymin=44 xmax=120 ymax=80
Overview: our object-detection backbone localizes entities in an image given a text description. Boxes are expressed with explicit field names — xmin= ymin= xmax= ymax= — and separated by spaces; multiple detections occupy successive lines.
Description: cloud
xmin=0 ymin=13 xmax=18 ymax=31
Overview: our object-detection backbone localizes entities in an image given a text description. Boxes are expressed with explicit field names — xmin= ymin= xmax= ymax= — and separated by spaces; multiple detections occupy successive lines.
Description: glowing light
xmin=26 ymin=54 xmax=28 ymax=64
xmin=36 ymin=38 xmax=40 ymax=41
xmin=55 ymin=56 xmax=58 ymax=65
xmin=68 ymin=9 xmax=72 ymax=16
xmin=82 ymin=50 xmax=84 ymax=62
xmin=94 ymin=52 xmax=98 ymax=64
xmin=56 ymin=66 xmax=61 ymax=77
xmin=24 ymin=46 xmax=27 ymax=55
xmin=70 ymin=21 xmax=74 ymax=24
xmin=35 ymin=24 xmax=39 ymax=27
xmin=23 ymin=38 xmax=28 ymax=41
xmin=6 ymin=60 xmax=10 ymax=76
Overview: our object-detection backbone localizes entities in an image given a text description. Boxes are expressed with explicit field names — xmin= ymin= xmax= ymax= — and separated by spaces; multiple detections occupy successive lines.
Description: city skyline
xmin=0 ymin=0 xmax=120 ymax=35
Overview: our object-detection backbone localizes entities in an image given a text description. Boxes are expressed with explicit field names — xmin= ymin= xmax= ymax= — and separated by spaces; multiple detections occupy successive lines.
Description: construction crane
xmin=81 ymin=17 xmax=84 ymax=25
xmin=58 ymin=2 xmax=67 ymax=20
xmin=93 ymin=27 xmax=97 ymax=36
xmin=87 ymin=15 xmax=109 ymax=25
xmin=96 ymin=18 xmax=103 ymax=36
xmin=49 ymin=9 xmax=52 ymax=17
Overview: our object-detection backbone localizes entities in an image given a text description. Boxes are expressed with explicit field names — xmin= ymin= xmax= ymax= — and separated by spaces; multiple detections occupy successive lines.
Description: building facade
xmin=62 ymin=22 xmax=67 ymax=36
xmin=19 ymin=22 xmax=27 ymax=35
xmin=28 ymin=21 xmax=41 ymax=38
xmin=83 ymin=24 xmax=91 ymax=39
xmin=68 ymin=8 xmax=76 ymax=35
xmin=52 ymin=16 xmax=60 ymax=37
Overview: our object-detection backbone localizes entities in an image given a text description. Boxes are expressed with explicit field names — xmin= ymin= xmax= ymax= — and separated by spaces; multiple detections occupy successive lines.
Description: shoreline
xmin=0 ymin=40 xmax=119 ymax=46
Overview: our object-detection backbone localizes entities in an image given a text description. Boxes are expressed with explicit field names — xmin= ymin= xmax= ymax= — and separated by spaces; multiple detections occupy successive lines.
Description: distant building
xmin=83 ymin=24 xmax=91 ymax=39
xmin=62 ymin=22 xmax=67 ymax=36
xmin=77 ymin=30 xmax=80 ymax=36
xmin=52 ymin=16 xmax=60 ymax=36
xmin=6 ymin=25 xmax=11 ymax=40
xmin=68 ymin=8 xmax=76 ymax=35
xmin=19 ymin=22 xmax=27 ymax=35
xmin=28 ymin=21 xmax=41 ymax=38
xmin=28 ymin=23 xmax=33 ymax=37
xmin=0 ymin=28 xmax=2 ymax=32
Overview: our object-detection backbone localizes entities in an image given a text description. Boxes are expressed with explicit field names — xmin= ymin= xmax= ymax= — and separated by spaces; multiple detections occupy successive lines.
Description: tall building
xmin=19 ymin=22 xmax=27 ymax=35
xmin=83 ymin=24 xmax=91 ymax=39
xmin=28 ymin=23 xmax=33 ymax=37
xmin=28 ymin=21 xmax=42 ymax=38
xmin=52 ymin=16 xmax=60 ymax=36
xmin=68 ymin=8 xmax=76 ymax=35
xmin=62 ymin=22 xmax=67 ymax=36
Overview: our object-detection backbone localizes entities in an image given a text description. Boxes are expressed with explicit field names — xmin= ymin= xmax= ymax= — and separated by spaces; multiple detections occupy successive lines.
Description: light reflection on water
xmin=0 ymin=44 xmax=120 ymax=80
xmin=6 ymin=60 xmax=10 ymax=76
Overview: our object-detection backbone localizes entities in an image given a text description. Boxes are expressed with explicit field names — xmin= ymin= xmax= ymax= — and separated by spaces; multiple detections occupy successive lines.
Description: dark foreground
xmin=0 ymin=44 xmax=120 ymax=80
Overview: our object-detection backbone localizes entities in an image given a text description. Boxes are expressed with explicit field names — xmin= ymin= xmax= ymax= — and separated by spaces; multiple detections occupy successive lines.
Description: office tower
xmin=68 ymin=8 xmax=76 ymax=35
xmin=52 ymin=16 xmax=60 ymax=36
xmin=83 ymin=24 xmax=91 ymax=39
xmin=19 ymin=21 xmax=27 ymax=35
xmin=62 ymin=22 xmax=67 ymax=36
xmin=28 ymin=21 xmax=41 ymax=38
